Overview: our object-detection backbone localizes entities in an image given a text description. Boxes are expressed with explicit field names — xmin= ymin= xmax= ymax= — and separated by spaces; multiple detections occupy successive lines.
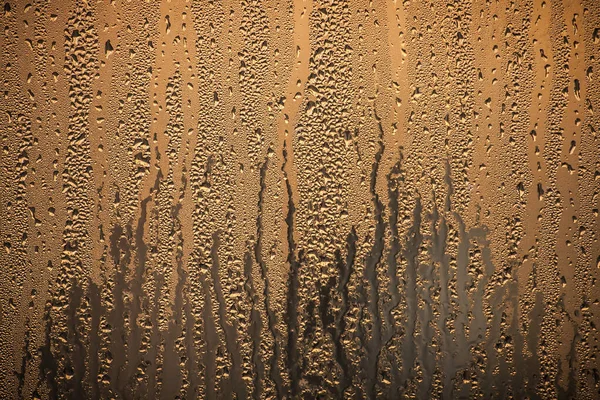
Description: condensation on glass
xmin=0 ymin=0 xmax=599 ymax=398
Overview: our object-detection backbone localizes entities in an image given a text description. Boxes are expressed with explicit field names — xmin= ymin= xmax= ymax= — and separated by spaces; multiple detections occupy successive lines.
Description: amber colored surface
xmin=1 ymin=0 xmax=599 ymax=398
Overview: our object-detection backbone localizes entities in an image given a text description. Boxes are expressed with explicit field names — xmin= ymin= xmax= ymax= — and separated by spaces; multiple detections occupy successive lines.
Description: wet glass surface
xmin=0 ymin=0 xmax=599 ymax=398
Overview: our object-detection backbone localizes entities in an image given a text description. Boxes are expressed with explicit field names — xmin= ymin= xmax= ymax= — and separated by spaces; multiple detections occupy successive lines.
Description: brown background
xmin=1 ymin=0 xmax=599 ymax=398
